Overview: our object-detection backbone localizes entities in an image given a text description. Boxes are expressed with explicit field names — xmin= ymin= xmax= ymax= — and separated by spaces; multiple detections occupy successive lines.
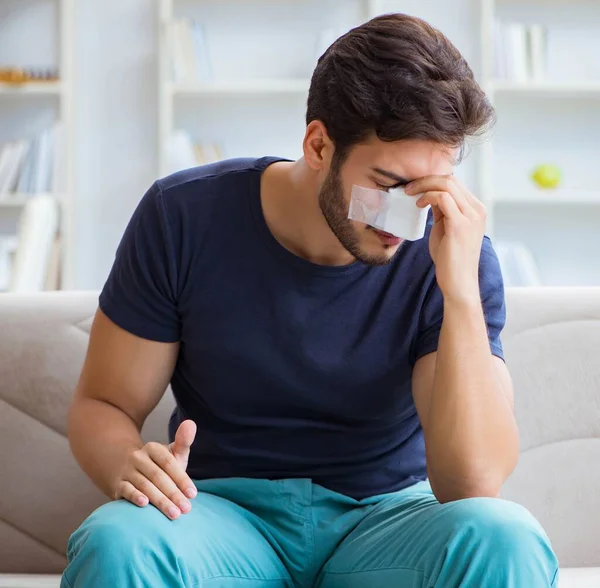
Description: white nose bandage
xmin=348 ymin=185 xmax=430 ymax=241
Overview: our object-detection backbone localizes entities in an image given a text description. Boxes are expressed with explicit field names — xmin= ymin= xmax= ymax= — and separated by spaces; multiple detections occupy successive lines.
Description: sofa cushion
xmin=1 ymin=568 xmax=600 ymax=587
xmin=1 ymin=289 xmax=600 ymax=574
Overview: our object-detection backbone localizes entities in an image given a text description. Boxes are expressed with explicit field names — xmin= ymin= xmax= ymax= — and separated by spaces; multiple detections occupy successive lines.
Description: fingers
xmin=417 ymin=191 xmax=461 ymax=221
xmin=407 ymin=176 xmax=481 ymax=217
xmin=116 ymin=441 xmax=198 ymax=520
xmin=170 ymin=419 xmax=197 ymax=465
xmin=116 ymin=474 xmax=180 ymax=520
xmin=136 ymin=443 xmax=193 ymax=513
xmin=117 ymin=480 xmax=148 ymax=507
xmin=127 ymin=471 xmax=183 ymax=520
xmin=148 ymin=441 xmax=197 ymax=500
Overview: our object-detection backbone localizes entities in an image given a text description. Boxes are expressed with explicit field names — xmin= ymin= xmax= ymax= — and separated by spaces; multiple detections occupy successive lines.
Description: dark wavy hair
xmin=306 ymin=13 xmax=495 ymax=164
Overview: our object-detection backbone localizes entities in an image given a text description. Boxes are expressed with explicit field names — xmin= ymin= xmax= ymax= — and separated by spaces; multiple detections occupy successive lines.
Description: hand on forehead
xmin=343 ymin=137 xmax=457 ymax=185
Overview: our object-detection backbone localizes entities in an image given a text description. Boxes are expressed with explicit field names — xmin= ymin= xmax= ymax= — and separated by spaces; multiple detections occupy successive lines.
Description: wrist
xmin=440 ymin=276 xmax=480 ymax=304
xmin=442 ymin=289 xmax=482 ymax=312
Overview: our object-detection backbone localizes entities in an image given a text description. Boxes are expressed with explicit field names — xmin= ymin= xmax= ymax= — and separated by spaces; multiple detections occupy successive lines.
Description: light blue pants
xmin=62 ymin=478 xmax=558 ymax=587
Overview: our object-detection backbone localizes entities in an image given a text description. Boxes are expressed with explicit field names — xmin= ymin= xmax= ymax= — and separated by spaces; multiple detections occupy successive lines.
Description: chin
xmin=356 ymin=242 xmax=402 ymax=266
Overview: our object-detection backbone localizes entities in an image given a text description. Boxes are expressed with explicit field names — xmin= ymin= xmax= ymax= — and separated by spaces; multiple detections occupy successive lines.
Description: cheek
xmin=348 ymin=218 xmax=373 ymax=235
xmin=349 ymin=186 xmax=386 ymax=224
xmin=358 ymin=187 xmax=384 ymax=209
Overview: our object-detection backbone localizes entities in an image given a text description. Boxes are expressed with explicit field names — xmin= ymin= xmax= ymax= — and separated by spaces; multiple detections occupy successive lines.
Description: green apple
xmin=531 ymin=164 xmax=561 ymax=189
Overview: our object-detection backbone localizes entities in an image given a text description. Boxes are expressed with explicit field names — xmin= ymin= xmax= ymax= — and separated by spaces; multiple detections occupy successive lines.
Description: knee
xmin=67 ymin=499 xmax=162 ymax=564
xmin=445 ymin=497 xmax=557 ymax=565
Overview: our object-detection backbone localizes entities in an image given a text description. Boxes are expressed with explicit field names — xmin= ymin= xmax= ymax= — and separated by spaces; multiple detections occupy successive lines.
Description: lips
xmin=373 ymin=228 xmax=398 ymax=238
xmin=371 ymin=227 xmax=403 ymax=246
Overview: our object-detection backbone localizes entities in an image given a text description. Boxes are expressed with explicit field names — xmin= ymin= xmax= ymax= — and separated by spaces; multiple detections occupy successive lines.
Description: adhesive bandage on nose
xmin=348 ymin=185 xmax=431 ymax=241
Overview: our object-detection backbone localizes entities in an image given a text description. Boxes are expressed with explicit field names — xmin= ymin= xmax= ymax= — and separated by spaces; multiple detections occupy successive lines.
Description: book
xmin=33 ymin=126 xmax=53 ymax=193
xmin=493 ymin=19 xmax=508 ymax=79
xmin=0 ymin=143 xmax=14 ymax=193
xmin=493 ymin=21 xmax=547 ymax=82
xmin=192 ymin=22 xmax=212 ymax=82
xmin=51 ymin=123 xmax=64 ymax=194
xmin=200 ymin=143 xmax=222 ymax=164
xmin=167 ymin=130 xmax=198 ymax=173
xmin=0 ymin=140 xmax=30 ymax=195
xmin=179 ymin=19 xmax=198 ymax=83
xmin=9 ymin=194 xmax=59 ymax=292
xmin=505 ymin=23 xmax=529 ymax=82
xmin=16 ymin=136 xmax=38 ymax=194
xmin=528 ymin=24 xmax=546 ymax=82
xmin=169 ymin=18 xmax=213 ymax=83
xmin=0 ymin=125 xmax=59 ymax=196
xmin=495 ymin=241 xmax=543 ymax=287
xmin=168 ymin=20 xmax=187 ymax=83
xmin=168 ymin=130 xmax=223 ymax=172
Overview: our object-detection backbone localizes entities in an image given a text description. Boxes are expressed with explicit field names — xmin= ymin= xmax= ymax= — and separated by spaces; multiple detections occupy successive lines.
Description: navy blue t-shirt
xmin=100 ymin=157 xmax=505 ymax=499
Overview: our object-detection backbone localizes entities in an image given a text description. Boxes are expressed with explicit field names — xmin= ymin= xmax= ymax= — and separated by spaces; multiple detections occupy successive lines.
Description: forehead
xmin=344 ymin=136 xmax=457 ymax=179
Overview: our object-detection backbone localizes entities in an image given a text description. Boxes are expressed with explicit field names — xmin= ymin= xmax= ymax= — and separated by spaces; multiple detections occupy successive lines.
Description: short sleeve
xmin=412 ymin=236 xmax=506 ymax=364
xmin=99 ymin=181 xmax=181 ymax=342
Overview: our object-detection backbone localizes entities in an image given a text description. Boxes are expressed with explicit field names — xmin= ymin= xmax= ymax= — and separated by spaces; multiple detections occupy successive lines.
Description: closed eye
xmin=374 ymin=181 xmax=406 ymax=192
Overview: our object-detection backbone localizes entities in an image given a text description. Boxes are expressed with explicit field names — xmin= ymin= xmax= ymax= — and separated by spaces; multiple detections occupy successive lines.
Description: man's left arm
xmin=406 ymin=175 xmax=519 ymax=504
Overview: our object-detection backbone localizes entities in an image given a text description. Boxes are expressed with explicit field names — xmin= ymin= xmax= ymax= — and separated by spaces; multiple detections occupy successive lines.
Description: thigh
xmin=63 ymin=486 xmax=292 ymax=587
xmin=316 ymin=483 xmax=557 ymax=588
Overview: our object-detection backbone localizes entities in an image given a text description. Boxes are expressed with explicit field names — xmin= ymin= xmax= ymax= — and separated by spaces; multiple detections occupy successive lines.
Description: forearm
xmin=67 ymin=397 xmax=144 ymax=499
xmin=425 ymin=297 xmax=519 ymax=502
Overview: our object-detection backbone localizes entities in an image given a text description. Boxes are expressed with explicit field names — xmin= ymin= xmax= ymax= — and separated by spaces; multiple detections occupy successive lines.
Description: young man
xmin=63 ymin=13 xmax=558 ymax=588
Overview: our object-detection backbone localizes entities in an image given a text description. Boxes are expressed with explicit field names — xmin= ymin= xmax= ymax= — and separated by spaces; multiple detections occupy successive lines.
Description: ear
xmin=303 ymin=120 xmax=335 ymax=172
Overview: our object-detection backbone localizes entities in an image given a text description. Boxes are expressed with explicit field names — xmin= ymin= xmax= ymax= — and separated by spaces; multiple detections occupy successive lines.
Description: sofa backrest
xmin=500 ymin=287 xmax=600 ymax=567
xmin=0 ymin=291 xmax=174 ymax=574
xmin=0 ymin=288 xmax=599 ymax=573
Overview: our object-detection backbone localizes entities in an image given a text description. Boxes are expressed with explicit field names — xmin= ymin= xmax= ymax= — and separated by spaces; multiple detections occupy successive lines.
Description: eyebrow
xmin=371 ymin=167 xmax=413 ymax=187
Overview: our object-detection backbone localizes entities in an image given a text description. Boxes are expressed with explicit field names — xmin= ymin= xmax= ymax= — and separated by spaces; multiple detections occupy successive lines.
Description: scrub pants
xmin=62 ymin=478 xmax=558 ymax=587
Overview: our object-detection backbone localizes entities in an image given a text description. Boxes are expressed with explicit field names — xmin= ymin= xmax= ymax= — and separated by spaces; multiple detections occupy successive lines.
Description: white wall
xmin=73 ymin=0 xmax=479 ymax=289
xmin=74 ymin=0 xmax=159 ymax=288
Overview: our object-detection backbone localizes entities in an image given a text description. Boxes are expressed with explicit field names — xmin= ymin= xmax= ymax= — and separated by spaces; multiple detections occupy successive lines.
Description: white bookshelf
xmin=0 ymin=81 xmax=65 ymax=95
xmin=169 ymin=78 xmax=311 ymax=96
xmin=494 ymin=188 xmax=600 ymax=205
xmin=0 ymin=0 xmax=74 ymax=290
xmin=479 ymin=0 xmax=600 ymax=286
xmin=157 ymin=0 xmax=382 ymax=177
xmin=489 ymin=80 xmax=600 ymax=97
xmin=0 ymin=194 xmax=37 ymax=208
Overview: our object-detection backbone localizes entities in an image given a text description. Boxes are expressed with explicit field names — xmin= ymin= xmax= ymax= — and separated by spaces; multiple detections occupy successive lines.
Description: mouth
xmin=370 ymin=227 xmax=403 ymax=247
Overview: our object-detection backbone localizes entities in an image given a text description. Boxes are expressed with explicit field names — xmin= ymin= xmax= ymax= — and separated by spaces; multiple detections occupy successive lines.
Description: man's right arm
xmin=68 ymin=308 xmax=197 ymax=520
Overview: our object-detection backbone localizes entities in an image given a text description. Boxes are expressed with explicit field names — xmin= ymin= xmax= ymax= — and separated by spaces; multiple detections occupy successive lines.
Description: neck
xmin=260 ymin=157 xmax=356 ymax=267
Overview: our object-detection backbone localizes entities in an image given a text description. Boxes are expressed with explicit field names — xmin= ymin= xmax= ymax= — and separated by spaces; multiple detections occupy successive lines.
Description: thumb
xmin=169 ymin=419 xmax=197 ymax=468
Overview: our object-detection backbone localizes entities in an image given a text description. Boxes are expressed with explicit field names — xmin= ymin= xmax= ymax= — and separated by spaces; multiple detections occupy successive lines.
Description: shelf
xmin=0 ymin=82 xmax=64 ymax=96
xmin=488 ymin=80 xmax=600 ymax=98
xmin=0 ymin=194 xmax=65 ymax=209
xmin=0 ymin=195 xmax=30 ymax=208
xmin=169 ymin=78 xmax=311 ymax=96
xmin=494 ymin=188 xmax=600 ymax=205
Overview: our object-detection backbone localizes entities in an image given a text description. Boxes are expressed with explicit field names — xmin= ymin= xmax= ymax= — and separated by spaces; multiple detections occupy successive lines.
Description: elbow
xmin=429 ymin=471 xmax=505 ymax=505
xmin=433 ymin=484 xmax=502 ymax=505
xmin=427 ymin=441 xmax=520 ymax=505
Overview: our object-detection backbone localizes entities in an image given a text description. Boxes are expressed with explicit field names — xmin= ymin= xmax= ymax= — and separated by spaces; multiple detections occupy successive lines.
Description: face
xmin=318 ymin=136 xmax=456 ymax=266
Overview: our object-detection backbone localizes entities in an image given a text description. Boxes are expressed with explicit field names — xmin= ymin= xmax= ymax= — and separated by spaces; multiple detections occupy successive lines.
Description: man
xmin=63 ymin=13 xmax=558 ymax=588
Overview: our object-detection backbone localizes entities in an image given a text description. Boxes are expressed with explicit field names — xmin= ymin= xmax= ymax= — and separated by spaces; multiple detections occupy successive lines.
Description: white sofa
xmin=1 ymin=289 xmax=599 ymax=587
